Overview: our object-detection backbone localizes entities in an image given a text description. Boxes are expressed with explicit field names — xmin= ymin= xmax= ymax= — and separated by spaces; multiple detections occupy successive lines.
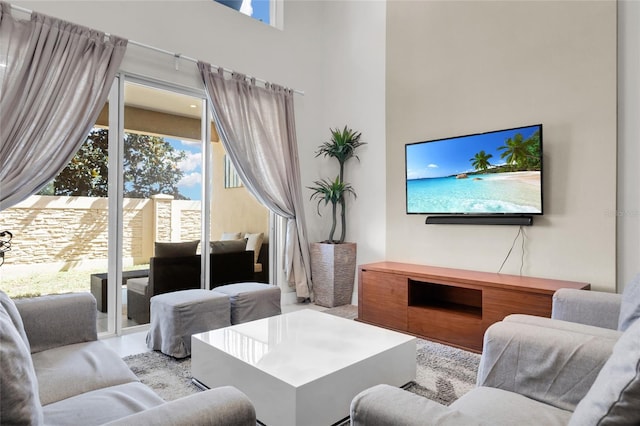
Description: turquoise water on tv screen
xmin=407 ymin=172 xmax=542 ymax=214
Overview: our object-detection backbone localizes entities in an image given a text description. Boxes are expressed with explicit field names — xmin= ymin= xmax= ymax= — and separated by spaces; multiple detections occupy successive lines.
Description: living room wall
xmin=385 ymin=0 xmax=618 ymax=291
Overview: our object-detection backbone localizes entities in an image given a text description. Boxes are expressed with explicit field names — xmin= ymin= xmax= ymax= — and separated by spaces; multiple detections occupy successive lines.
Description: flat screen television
xmin=406 ymin=124 xmax=543 ymax=216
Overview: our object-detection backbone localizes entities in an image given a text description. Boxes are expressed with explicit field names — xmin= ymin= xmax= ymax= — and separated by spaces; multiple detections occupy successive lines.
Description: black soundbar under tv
xmin=425 ymin=215 xmax=533 ymax=226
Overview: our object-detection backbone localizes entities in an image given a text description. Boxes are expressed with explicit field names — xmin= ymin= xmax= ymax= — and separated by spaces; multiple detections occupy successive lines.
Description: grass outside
xmin=1 ymin=265 xmax=149 ymax=299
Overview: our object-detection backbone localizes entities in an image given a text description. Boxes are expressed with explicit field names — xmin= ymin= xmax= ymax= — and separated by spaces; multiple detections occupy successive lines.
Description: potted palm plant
xmin=308 ymin=126 xmax=365 ymax=307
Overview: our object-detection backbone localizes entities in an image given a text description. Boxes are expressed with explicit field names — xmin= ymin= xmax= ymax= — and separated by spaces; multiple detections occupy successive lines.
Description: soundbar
xmin=425 ymin=215 xmax=533 ymax=226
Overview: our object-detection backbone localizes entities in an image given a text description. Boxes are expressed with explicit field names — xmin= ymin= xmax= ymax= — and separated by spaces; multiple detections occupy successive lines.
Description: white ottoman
xmin=146 ymin=289 xmax=230 ymax=358
xmin=213 ymin=282 xmax=281 ymax=324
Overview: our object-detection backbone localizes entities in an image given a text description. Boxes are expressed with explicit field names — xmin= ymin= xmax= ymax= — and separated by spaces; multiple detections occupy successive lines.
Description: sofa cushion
xmin=452 ymin=387 xmax=572 ymax=426
xmin=569 ymin=318 xmax=640 ymax=425
xmin=0 ymin=290 xmax=30 ymax=351
xmin=244 ymin=232 xmax=264 ymax=264
xmin=154 ymin=240 xmax=199 ymax=258
xmin=43 ymin=381 xmax=164 ymax=425
xmin=32 ymin=340 xmax=139 ymax=405
xmin=0 ymin=304 xmax=43 ymax=425
xmin=210 ymin=239 xmax=247 ymax=254
xmin=618 ymin=273 xmax=640 ymax=331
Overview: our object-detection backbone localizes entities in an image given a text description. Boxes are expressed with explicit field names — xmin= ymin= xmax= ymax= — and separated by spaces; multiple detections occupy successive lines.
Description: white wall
xmin=310 ymin=1 xmax=387 ymax=304
xmin=385 ymin=0 xmax=618 ymax=291
xmin=618 ymin=0 xmax=640 ymax=291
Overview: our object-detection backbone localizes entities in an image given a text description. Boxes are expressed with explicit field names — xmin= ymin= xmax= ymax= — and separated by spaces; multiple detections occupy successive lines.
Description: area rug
xmin=123 ymin=305 xmax=480 ymax=407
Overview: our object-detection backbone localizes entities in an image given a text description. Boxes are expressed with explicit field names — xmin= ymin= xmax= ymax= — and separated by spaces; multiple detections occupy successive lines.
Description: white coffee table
xmin=191 ymin=309 xmax=416 ymax=426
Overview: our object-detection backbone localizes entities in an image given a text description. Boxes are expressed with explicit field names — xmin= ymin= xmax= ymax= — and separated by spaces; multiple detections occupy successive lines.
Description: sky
xmin=406 ymin=125 xmax=540 ymax=180
xmin=242 ymin=0 xmax=270 ymax=24
xmin=169 ymin=139 xmax=202 ymax=200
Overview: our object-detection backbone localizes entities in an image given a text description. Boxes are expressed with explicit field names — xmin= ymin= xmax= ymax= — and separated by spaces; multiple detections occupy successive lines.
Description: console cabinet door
xmin=360 ymin=271 xmax=408 ymax=331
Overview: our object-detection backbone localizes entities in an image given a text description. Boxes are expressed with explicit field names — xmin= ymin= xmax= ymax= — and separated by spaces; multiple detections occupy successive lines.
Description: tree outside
xmin=39 ymin=129 xmax=189 ymax=199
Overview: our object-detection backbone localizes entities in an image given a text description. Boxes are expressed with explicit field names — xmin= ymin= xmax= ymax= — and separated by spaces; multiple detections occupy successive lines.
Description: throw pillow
xmin=618 ymin=273 xmax=640 ymax=331
xmin=154 ymin=240 xmax=200 ymax=258
xmin=568 ymin=317 xmax=640 ymax=425
xmin=0 ymin=290 xmax=30 ymax=352
xmin=244 ymin=232 xmax=264 ymax=264
xmin=210 ymin=239 xmax=247 ymax=254
xmin=221 ymin=232 xmax=242 ymax=241
xmin=0 ymin=305 xmax=43 ymax=425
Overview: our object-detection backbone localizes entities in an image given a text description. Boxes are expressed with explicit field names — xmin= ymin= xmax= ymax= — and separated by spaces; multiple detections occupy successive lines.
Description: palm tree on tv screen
xmin=470 ymin=150 xmax=493 ymax=172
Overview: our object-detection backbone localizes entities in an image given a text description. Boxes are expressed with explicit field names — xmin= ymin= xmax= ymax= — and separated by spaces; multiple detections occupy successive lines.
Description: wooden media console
xmin=357 ymin=262 xmax=590 ymax=352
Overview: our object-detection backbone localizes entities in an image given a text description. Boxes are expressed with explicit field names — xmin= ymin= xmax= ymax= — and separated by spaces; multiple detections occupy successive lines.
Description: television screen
xmin=406 ymin=124 xmax=543 ymax=215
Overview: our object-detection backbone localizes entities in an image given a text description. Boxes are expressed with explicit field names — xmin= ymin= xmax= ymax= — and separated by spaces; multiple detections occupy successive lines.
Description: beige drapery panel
xmin=198 ymin=63 xmax=312 ymax=300
xmin=0 ymin=2 xmax=127 ymax=210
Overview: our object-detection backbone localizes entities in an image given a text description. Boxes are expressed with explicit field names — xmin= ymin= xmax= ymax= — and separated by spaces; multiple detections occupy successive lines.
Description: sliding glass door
xmin=118 ymin=79 xmax=208 ymax=329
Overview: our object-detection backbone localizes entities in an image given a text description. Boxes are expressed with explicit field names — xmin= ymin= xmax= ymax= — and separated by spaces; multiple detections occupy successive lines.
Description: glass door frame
xmin=102 ymin=73 xmax=212 ymax=337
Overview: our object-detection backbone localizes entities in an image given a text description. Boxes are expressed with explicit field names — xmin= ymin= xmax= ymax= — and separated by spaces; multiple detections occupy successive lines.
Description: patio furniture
xmin=90 ymin=269 xmax=149 ymax=313
xmin=127 ymin=255 xmax=201 ymax=324
xmin=127 ymin=252 xmax=256 ymax=325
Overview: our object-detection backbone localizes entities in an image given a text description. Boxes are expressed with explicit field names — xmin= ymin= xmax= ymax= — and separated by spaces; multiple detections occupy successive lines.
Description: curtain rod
xmin=9 ymin=2 xmax=305 ymax=95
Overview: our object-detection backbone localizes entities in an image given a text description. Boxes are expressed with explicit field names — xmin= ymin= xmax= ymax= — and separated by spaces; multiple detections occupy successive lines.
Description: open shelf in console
xmin=408 ymin=279 xmax=482 ymax=319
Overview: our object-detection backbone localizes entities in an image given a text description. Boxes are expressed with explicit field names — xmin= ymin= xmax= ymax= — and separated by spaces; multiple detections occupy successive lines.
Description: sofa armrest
xmin=552 ymin=288 xmax=621 ymax=329
xmin=477 ymin=321 xmax=616 ymax=412
xmin=14 ymin=292 xmax=97 ymax=354
xmin=350 ymin=384 xmax=483 ymax=426
xmin=504 ymin=314 xmax=623 ymax=340
xmin=103 ymin=386 xmax=256 ymax=426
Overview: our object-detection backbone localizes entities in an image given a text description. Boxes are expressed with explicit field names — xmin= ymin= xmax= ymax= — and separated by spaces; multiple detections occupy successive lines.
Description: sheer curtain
xmin=198 ymin=63 xmax=312 ymax=300
xmin=0 ymin=2 xmax=127 ymax=210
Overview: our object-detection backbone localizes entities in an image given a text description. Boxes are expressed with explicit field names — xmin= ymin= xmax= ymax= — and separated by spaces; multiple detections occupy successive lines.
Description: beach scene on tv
xmin=406 ymin=125 xmax=542 ymax=214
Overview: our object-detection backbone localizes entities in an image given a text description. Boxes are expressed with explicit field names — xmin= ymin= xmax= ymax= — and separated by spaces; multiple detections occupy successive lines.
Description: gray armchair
xmin=505 ymin=275 xmax=640 ymax=342
xmin=350 ymin=318 xmax=640 ymax=425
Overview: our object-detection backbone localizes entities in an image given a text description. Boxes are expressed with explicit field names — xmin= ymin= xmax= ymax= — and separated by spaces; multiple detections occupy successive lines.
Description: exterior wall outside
xmin=0 ymin=195 xmax=200 ymax=275
xmin=210 ymin=142 xmax=269 ymax=242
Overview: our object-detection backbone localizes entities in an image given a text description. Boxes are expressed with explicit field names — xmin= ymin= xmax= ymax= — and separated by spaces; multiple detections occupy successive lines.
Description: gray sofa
xmin=351 ymin=317 xmax=640 ymax=425
xmin=350 ymin=277 xmax=640 ymax=425
xmin=0 ymin=291 xmax=256 ymax=425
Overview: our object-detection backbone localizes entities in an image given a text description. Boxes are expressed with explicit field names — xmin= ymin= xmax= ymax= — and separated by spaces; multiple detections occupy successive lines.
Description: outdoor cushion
xmin=32 ymin=340 xmax=139 ymax=406
xmin=0 ymin=303 xmax=43 ymax=425
xmin=618 ymin=273 xmax=640 ymax=331
xmin=43 ymin=382 xmax=164 ymax=425
xmin=127 ymin=277 xmax=149 ymax=295
xmin=221 ymin=232 xmax=242 ymax=240
xmin=569 ymin=318 xmax=640 ymax=425
xmin=210 ymin=239 xmax=247 ymax=254
xmin=244 ymin=232 xmax=264 ymax=264
xmin=154 ymin=240 xmax=200 ymax=258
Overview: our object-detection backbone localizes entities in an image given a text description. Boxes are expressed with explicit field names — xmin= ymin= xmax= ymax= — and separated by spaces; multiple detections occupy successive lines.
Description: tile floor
xmin=101 ymin=301 xmax=326 ymax=358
